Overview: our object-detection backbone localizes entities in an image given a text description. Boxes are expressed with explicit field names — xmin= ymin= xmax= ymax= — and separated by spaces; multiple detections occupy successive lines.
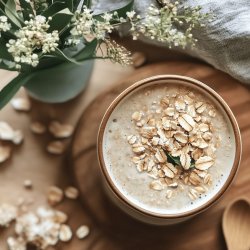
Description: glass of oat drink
xmin=97 ymin=75 xmax=242 ymax=225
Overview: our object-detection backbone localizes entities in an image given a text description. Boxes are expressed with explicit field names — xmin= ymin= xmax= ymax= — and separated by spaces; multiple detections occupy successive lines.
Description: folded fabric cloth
xmin=93 ymin=0 xmax=250 ymax=84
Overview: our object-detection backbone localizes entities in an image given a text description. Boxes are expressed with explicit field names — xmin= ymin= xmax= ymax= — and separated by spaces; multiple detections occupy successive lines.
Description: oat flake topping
xmin=127 ymin=91 xmax=218 ymax=200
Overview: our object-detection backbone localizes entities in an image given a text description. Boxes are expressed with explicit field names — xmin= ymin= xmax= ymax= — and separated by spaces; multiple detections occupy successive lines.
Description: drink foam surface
xmin=102 ymin=82 xmax=235 ymax=215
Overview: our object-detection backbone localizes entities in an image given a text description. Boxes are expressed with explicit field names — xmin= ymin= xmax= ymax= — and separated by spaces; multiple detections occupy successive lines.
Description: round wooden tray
xmin=70 ymin=61 xmax=250 ymax=250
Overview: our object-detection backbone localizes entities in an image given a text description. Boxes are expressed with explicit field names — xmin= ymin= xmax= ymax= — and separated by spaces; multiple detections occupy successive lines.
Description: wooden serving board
xmin=70 ymin=61 xmax=250 ymax=250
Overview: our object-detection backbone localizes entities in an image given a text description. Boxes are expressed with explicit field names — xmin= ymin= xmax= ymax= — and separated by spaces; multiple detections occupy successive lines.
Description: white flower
xmin=126 ymin=10 xmax=136 ymax=19
xmin=6 ymin=16 xmax=59 ymax=68
xmin=102 ymin=13 xmax=113 ymax=22
xmin=127 ymin=2 xmax=208 ymax=48
xmin=70 ymin=7 xmax=116 ymax=41
xmin=0 ymin=16 xmax=11 ymax=33
xmin=35 ymin=15 xmax=46 ymax=24
xmin=0 ymin=16 xmax=7 ymax=22
xmin=42 ymin=31 xmax=59 ymax=53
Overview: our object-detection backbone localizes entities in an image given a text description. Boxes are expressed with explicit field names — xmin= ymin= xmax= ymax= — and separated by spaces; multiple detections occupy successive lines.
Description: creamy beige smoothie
xmin=102 ymin=81 xmax=235 ymax=215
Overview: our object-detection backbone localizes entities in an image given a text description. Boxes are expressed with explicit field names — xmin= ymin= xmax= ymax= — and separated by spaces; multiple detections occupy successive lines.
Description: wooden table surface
xmin=0 ymin=40 xmax=249 ymax=250
xmin=0 ymin=60 xmax=133 ymax=250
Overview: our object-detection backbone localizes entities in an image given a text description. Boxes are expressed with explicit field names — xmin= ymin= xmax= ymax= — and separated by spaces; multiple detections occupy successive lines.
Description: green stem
xmin=59 ymin=24 xmax=72 ymax=35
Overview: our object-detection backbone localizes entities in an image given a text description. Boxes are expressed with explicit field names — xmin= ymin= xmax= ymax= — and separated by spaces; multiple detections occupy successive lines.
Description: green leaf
xmin=94 ymin=0 xmax=134 ymax=24
xmin=19 ymin=0 xmax=34 ymax=19
xmin=0 ymin=72 xmax=32 ymax=109
xmin=4 ymin=0 xmax=22 ymax=27
xmin=42 ymin=2 xmax=66 ymax=18
xmin=73 ymin=39 xmax=97 ymax=61
xmin=65 ymin=0 xmax=73 ymax=11
xmin=190 ymin=158 xmax=195 ymax=168
xmin=166 ymin=153 xmax=181 ymax=166
xmin=53 ymin=39 xmax=97 ymax=64
xmin=35 ymin=55 xmax=63 ymax=70
xmin=0 ymin=38 xmax=13 ymax=61
xmin=48 ymin=8 xmax=73 ymax=32
xmin=165 ymin=152 xmax=195 ymax=169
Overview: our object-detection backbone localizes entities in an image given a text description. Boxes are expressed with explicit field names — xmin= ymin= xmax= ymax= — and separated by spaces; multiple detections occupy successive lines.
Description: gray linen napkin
xmin=93 ymin=0 xmax=250 ymax=84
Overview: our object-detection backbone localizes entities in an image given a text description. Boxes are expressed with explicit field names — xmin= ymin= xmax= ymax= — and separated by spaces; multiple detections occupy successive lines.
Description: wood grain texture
xmin=70 ymin=61 xmax=250 ymax=250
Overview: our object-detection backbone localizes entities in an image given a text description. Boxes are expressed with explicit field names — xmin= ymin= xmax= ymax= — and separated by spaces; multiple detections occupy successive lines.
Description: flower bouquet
xmin=0 ymin=0 xmax=209 ymax=108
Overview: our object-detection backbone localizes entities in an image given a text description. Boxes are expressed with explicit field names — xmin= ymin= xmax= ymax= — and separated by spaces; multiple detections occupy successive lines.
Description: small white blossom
xmin=70 ymin=7 xmax=120 ymax=42
xmin=0 ymin=16 xmax=11 ymax=33
xmin=126 ymin=11 xmax=136 ymax=19
xmin=42 ymin=31 xmax=59 ymax=53
xmin=6 ymin=15 xmax=59 ymax=68
xmin=0 ymin=2 xmax=209 ymax=72
xmin=127 ymin=3 xmax=209 ymax=48
xmin=102 ymin=13 xmax=113 ymax=22
xmin=35 ymin=15 xmax=46 ymax=24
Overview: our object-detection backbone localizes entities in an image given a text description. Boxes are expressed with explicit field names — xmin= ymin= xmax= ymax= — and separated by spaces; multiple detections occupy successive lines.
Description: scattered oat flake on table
xmin=23 ymin=179 xmax=32 ymax=189
xmin=7 ymin=236 xmax=26 ymax=250
xmin=131 ymin=52 xmax=147 ymax=68
xmin=48 ymin=186 xmax=64 ymax=205
xmin=0 ymin=203 xmax=17 ymax=227
xmin=59 ymin=224 xmax=73 ymax=242
xmin=65 ymin=186 xmax=79 ymax=199
xmin=0 ymin=121 xmax=23 ymax=144
xmin=54 ymin=211 xmax=68 ymax=224
xmin=47 ymin=141 xmax=66 ymax=155
xmin=14 ymin=206 xmax=63 ymax=248
xmin=49 ymin=121 xmax=74 ymax=138
xmin=0 ymin=121 xmax=15 ymax=141
xmin=76 ymin=225 xmax=90 ymax=239
xmin=11 ymin=97 xmax=31 ymax=111
xmin=0 ymin=145 xmax=11 ymax=163
xmin=37 ymin=206 xmax=56 ymax=219
xmin=12 ymin=130 xmax=24 ymax=145
xmin=30 ymin=121 xmax=46 ymax=134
